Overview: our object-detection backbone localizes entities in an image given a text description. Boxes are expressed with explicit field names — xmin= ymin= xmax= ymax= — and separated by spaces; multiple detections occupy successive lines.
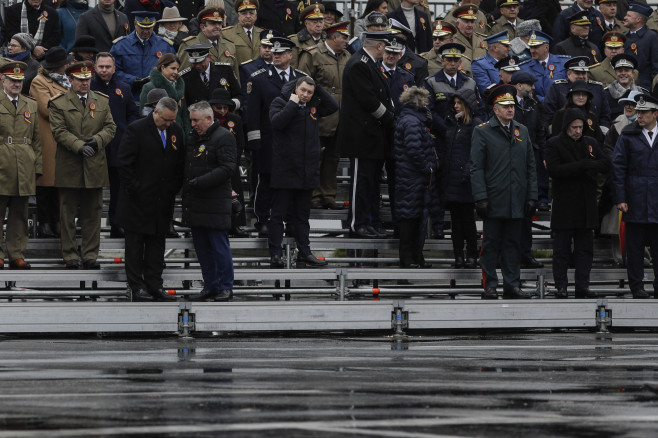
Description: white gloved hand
xmin=289 ymin=93 xmax=300 ymax=103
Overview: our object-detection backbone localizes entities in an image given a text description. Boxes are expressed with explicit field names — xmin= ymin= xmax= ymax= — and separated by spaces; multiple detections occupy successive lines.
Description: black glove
xmin=84 ymin=137 xmax=98 ymax=152
xmin=581 ymin=159 xmax=599 ymax=170
xmin=79 ymin=145 xmax=96 ymax=157
xmin=475 ymin=200 xmax=489 ymax=220
xmin=134 ymin=77 xmax=150 ymax=88
xmin=188 ymin=178 xmax=199 ymax=188
xmin=525 ymin=200 xmax=536 ymax=217
xmin=380 ymin=110 xmax=395 ymax=126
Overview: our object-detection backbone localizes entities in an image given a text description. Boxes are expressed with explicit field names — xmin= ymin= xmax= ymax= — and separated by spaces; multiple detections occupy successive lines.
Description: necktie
xmin=541 ymin=61 xmax=547 ymax=70
xmin=202 ymin=71 xmax=209 ymax=88
xmin=450 ymin=77 xmax=456 ymax=88
xmin=12 ymin=99 xmax=17 ymax=108
xmin=160 ymin=130 xmax=167 ymax=149
xmin=80 ymin=96 xmax=86 ymax=108
xmin=246 ymin=29 xmax=252 ymax=41
xmin=280 ymin=71 xmax=287 ymax=82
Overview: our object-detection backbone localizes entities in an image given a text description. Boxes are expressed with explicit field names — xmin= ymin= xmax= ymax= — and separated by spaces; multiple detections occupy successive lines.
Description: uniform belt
xmin=0 ymin=136 xmax=31 ymax=145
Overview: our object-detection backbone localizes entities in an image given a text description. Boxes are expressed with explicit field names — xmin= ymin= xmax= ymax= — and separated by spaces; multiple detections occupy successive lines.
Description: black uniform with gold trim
xmin=181 ymin=62 xmax=244 ymax=110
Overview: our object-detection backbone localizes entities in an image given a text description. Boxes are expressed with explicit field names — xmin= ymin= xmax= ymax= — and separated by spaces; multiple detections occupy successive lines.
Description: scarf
xmin=215 ymin=112 xmax=227 ymax=126
xmin=48 ymin=72 xmax=71 ymax=90
xmin=7 ymin=51 xmax=30 ymax=62
xmin=21 ymin=1 xmax=46 ymax=46
xmin=158 ymin=27 xmax=178 ymax=40
xmin=608 ymin=80 xmax=638 ymax=100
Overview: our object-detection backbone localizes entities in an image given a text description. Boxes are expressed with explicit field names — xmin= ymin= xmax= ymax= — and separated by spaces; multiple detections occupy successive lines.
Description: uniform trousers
xmin=552 ymin=228 xmax=594 ymax=291
xmin=58 ymin=187 xmax=102 ymax=262
xmin=124 ymin=231 xmax=166 ymax=292
xmin=191 ymin=227 xmax=234 ymax=291
xmin=481 ymin=218 xmax=523 ymax=290
xmin=268 ymin=188 xmax=312 ymax=257
xmin=0 ymin=196 xmax=28 ymax=262
xmin=251 ymin=172 xmax=272 ymax=229
xmin=625 ymin=222 xmax=658 ymax=293
xmin=447 ymin=201 xmax=478 ymax=258
xmin=348 ymin=157 xmax=383 ymax=232
xmin=107 ymin=166 xmax=121 ymax=228
xmin=312 ymin=135 xmax=340 ymax=204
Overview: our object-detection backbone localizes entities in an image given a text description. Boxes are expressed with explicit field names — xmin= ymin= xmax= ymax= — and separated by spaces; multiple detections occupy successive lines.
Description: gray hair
xmin=155 ymin=97 xmax=178 ymax=113
xmin=188 ymin=100 xmax=214 ymax=118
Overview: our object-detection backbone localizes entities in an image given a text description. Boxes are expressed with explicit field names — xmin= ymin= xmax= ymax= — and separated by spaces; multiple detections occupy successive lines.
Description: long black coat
xmin=182 ymin=122 xmax=237 ymax=230
xmin=116 ymin=115 xmax=185 ymax=235
xmin=387 ymin=7 xmax=432 ymax=55
xmin=5 ymin=1 xmax=60 ymax=50
xmin=75 ymin=5 xmax=131 ymax=53
xmin=269 ymin=82 xmax=338 ymax=189
xmin=545 ymin=110 xmax=608 ymax=230
xmin=338 ymin=48 xmax=394 ymax=160
xmin=181 ymin=62 xmax=244 ymax=110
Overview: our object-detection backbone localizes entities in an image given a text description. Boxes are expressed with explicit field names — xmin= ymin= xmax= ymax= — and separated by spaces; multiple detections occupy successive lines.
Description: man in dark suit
xmin=389 ymin=18 xmax=429 ymax=86
xmin=117 ymin=97 xmax=185 ymax=301
xmin=76 ymin=0 xmax=131 ymax=53
xmin=255 ymin=0 xmax=300 ymax=37
xmin=386 ymin=0 xmax=432 ymax=54
xmin=91 ymin=52 xmax=139 ymax=238
xmin=338 ymin=31 xmax=396 ymax=238
xmin=4 ymin=0 xmax=61 ymax=59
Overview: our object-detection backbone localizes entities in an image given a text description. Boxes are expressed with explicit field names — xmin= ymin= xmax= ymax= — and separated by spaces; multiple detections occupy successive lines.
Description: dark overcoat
xmin=75 ymin=5 xmax=131 ymax=53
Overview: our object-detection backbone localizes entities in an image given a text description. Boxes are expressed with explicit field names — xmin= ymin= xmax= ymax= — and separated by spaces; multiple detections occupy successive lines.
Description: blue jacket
xmin=91 ymin=75 xmax=139 ymax=167
xmin=612 ymin=121 xmax=658 ymax=223
xmin=624 ymin=26 xmax=658 ymax=90
xmin=382 ymin=64 xmax=415 ymax=116
xmin=393 ymin=105 xmax=437 ymax=219
xmin=471 ymin=53 xmax=500 ymax=94
xmin=109 ymin=31 xmax=175 ymax=88
xmin=519 ymin=54 xmax=570 ymax=102
xmin=57 ymin=2 xmax=92 ymax=52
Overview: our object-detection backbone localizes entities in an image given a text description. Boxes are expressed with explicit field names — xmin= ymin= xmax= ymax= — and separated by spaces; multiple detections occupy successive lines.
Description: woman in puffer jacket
xmin=440 ymin=88 xmax=483 ymax=268
xmin=393 ymin=86 xmax=438 ymax=268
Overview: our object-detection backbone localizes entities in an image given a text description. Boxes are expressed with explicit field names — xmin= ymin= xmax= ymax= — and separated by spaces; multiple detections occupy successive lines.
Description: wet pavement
xmin=0 ymin=331 xmax=657 ymax=437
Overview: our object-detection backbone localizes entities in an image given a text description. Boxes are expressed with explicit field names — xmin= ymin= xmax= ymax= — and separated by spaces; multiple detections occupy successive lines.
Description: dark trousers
xmin=36 ymin=186 xmax=59 ymax=226
xmin=231 ymin=151 xmax=246 ymax=227
xmin=312 ymin=135 xmax=340 ymax=204
xmin=191 ymin=227 xmax=234 ymax=291
xmin=552 ymin=228 xmax=594 ymax=290
xmin=124 ymin=231 xmax=166 ymax=292
xmin=108 ymin=166 xmax=120 ymax=228
xmin=536 ymin=149 xmax=549 ymax=204
xmin=521 ymin=216 xmax=533 ymax=260
xmin=448 ymin=201 xmax=478 ymax=258
xmin=625 ymin=222 xmax=658 ymax=293
xmin=348 ymin=157 xmax=383 ymax=232
xmin=268 ymin=188 xmax=312 ymax=257
xmin=251 ymin=172 xmax=272 ymax=228
xmin=481 ymin=218 xmax=523 ymax=290
xmin=399 ymin=217 xmax=423 ymax=266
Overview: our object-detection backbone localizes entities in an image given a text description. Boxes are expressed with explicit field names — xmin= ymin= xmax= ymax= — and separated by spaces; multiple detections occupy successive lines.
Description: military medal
xmin=89 ymin=102 xmax=96 ymax=118
xmin=631 ymin=43 xmax=637 ymax=55
xmin=24 ymin=110 xmax=31 ymax=124
xmin=227 ymin=120 xmax=235 ymax=133
xmin=379 ymin=66 xmax=388 ymax=78
xmin=115 ymin=88 xmax=123 ymax=98
xmin=171 ymin=135 xmax=177 ymax=150
xmin=420 ymin=17 xmax=426 ymax=31
xmin=479 ymin=19 xmax=485 ymax=30
xmin=156 ymin=50 xmax=163 ymax=58
xmin=548 ymin=64 xmax=555 ymax=78
xmin=285 ymin=7 xmax=292 ymax=20
xmin=309 ymin=107 xmax=317 ymax=120
xmin=220 ymin=77 xmax=228 ymax=90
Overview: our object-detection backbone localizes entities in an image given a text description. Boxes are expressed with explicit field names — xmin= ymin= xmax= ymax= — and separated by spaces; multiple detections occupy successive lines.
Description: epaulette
xmin=518 ymin=59 xmax=532 ymax=66
xmin=588 ymin=63 xmax=601 ymax=69
xmin=163 ymin=38 xmax=174 ymax=46
xmin=214 ymin=62 xmax=232 ymax=66
xmin=250 ymin=68 xmax=267 ymax=77
xmin=179 ymin=67 xmax=192 ymax=75
xmin=473 ymin=55 xmax=486 ymax=62
xmin=294 ymin=69 xmax=308 ymax=77
xmin=556 ymin=55 xmax=571 ymax=58
xmin=182 ymin=35 xmax=196 ymax=42
xmin=477 ymin=121 xmax=490 ymax=127
xmin=49 ymin=92 xmax=66 ymax=102
xmin=475 ymin=32 xmax=487 ymax=38
xmin=287 ymin=34 xmax=296 ymax=39
xmin=302 ymin=46 xmax=318 ymax=53
xmin=348 ymin=36 xmax=358 ymax=45
xmin=23 ymin=95 xmax=36 ymax=101
xmin=112 ymin=36 xmax=126 ymax=44
xmin=588 ymin=79 xmax=603 ymax=86
xmin=94 ymin=91 xmax=109 ymax=99
xmin=553 ymin=79 xmax=568 ymax=84
xmin=419 ymin=51 xmax=429 ymax=57
xmin=223 ymin=25 xmax=234 ymax=30
xmin=241 ymin=58 xmax=254 ymax=65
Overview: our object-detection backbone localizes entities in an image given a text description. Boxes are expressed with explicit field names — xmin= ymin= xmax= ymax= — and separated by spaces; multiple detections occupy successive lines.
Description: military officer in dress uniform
xmin=604 ymin=53 xmax=647 ymax=119
xmin=290 ymin=2 xmax=325 ymax=69
xmin=494 ymin=55 xmax=520 ymax=84
xmin=488 ymin=0 xmax=524 ymax=39
xmin=389 ymin=19 xmax=429 ymax=86
xmin=624 ymin=1 xmax=658 ymax=90
xmin=472 ymin=31 xmax=511 ymax=94
xmin=382 ymin=37 xmax=416 ymax=114
xmin=49 ymin=61 xmax=117 ymax=270
xmin=589 ymin=31 xmax=630 ymax=87
xmin=543 ymin=56 xmax=612 ymax=131
xmin=552 ymin=0 xmax=605 ymax=47
xmin=451 ymin=4 xmax=487 ymax=78
xmin=109 ymin=11 xmax=176 ymax=96
xmin=0 ymin=62 xmax=41 ymax=270
xmin=597 ymin=0 xmax=627 ymax=35
xmin=245 ymin=36 xmax=306 ymax=237
xmin=180 ymin=43 xmax=243 ymax=109
xmin=554 ymin=11 xmax=601 ymax=66
xmin=518 ymin=30 xmax=570 ymax=103
xmin=444 ymin=0 xmax=489 ymax=36
xmin=178 ymin=7 xmax=240 ymax=80
xmin=298 ymin=20 xmax=350 ymax=210
xmin=421 ymin=21 xmax=457 ymax=76
xmin=239 ymin=29 xmax=277 ymax=98
xmin=222 ymin=0 xmax=263 ymax=65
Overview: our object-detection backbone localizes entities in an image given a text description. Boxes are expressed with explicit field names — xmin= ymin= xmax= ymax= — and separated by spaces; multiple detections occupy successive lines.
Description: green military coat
xmin=421 ymin=48 xmax=443 ymax=77
xmin=49 ymin=89 xmax=116 ymax=188
xmin=0 ymin=94 xmax=41 ymax=196
xmin=222 ymin=25 xmax=263 ymax=65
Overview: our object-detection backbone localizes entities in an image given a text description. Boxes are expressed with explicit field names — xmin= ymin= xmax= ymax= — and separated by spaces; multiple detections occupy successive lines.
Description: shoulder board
xmin=303 ymin=46 xmax=318 ymax=53
xmin=477 ymin=121 xmax=490 ymax=127
xmin=553 ymin=79 xmax=568 ymax=84
xmin=94 ymin=91 xmax=109 ymax=99
xmin=49 ymin=92 xmax=66 ymax=102
xmin=556 ymin=55 xmax=571 ymax=58
xmin=588 ymin=63 xmax=601 ymax=69
xmin=287 ymin=34 xmax=296 ymax=39
xmin=473 ymin=56 xmax=486 ymax=62
xmin=419 ymin=51 xmax=429 ymax=57
xmin=163 ymin=38 xmax=174 ymax=46
xmin=294 ymin=69 xmax=308 ymax=76
xmin=179 ymin=67 xmax=192 ymax=75
xmin=223 ymin=25 xmax=234 ymax=30
xmin=588 ymin=80 xmax=602 ymax=86
xmin=475 ymin=32 xmax=487 ymax=38
xmin=251 ymin=68 xmax=267 ymax=77
xmin=348 ymin=36 xmax=359 ymax=44
xmin=182 ymin=36 xmax=196 ymax=42
xmin=23 ymin=95 xmax=36 ymax=101
xmin=241 ymin=59 xmax=254 ymax=65
xmin=222 ymin=36 xmax=236 ymax=44
xmin=214 ymin=62 xmax=232 ymax=66
xmin=112 ymin=36 xmax=126 ymax=44
xmin=518 ymin=59 xmax=532 ymax=66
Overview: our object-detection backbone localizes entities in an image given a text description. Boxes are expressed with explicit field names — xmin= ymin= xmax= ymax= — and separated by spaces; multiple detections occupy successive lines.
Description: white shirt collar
xmin=274 ymin=66 xmax=290 ymax=76
xmin=3 ymin=90 xmax=18 ymax=102
xmin=324 ymin=41 xmax=336 ymax=56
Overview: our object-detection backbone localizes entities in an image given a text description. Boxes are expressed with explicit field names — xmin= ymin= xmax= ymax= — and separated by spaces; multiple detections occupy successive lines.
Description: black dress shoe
xmin=230 ymin=226 xmax=250 ymax=238
xmin=132 ymin=288 xmax=153 ymax=301
xmin=419 ymin=262 xmax=433 ymax=268
xmin=38 ymin=223 xmax=57 ymax=238
xmin=575 ymin=288 xmax=598 ymax=299
xmin=82 ymin=259 xmax=101 ymax=270
xmin=454 ymin=257 xmax=465 ymax=269
xmin=166 ymin=223 xmax=180 ymax=238
xmin=537 ymin=202 xmax=550 ymax=211
xmin=370 ymin=225 xmax=393 ymax=237
xmin=65 ymin=259 xmax=80 ymax=270
xmin=482 ymin=287 xmax=498 ymax=300
xmin=400 ymin=263 xmax=420 ymax=269
xmin=350 ymin=226 xmax=378 ymax=238
xmin=110 ymin=226 xmax=125 ymax=238
xmin=555 ymin=288 xmax=569 ymax=299
xmin=270 ymin=254 xmax=284 ymax=268
xmin=296 ymin=254 xmax=328 ymax=268
xmin=503 ymin=287 xmax=536 ymax=299
xmin=257 ymin=223 xmax=269 ymax=237
xmin=150 ymin=288 xmax=177 ymax=301
xmin=632 ymin=288 xmax=650 ymax=299
xmin=323 ymin=201 xmax=344 ymax=210
xmin=214 ymin=290 xmax=233 ymax=302
xmin=311 ymin=200 xmax=323 ymax=209
xmin=464 ymin=257 xmax=479 ymax=268
xmin=522 ymin=257 xmax=544 ymax=268
xmin=431 ymin=230 xmax=445 ymax=239
xmin=187 ymin=289 xmax=218 ymax=301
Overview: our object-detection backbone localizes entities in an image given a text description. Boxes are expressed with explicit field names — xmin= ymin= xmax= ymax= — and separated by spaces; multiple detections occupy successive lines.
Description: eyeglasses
xmin=7 ymin=43 xmax=23 ymax=49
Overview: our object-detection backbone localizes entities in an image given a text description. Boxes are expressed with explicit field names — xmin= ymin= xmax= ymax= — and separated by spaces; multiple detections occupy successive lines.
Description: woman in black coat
xmin=551 ymin=80 xmax=604 ymax=144
xmin=440 ymin=88 xmax=482 ymax=268
xmin=545 ymin=108 xmax=609 ymax=299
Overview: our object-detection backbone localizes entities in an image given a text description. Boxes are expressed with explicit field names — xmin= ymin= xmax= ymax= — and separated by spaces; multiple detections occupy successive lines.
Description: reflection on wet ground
xmin=0 ymin=331 xmax=657 ymax=437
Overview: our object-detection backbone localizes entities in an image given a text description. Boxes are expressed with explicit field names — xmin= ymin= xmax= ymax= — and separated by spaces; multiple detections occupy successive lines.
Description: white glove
xmin=289 ymin=93 xmax=300 ymax=103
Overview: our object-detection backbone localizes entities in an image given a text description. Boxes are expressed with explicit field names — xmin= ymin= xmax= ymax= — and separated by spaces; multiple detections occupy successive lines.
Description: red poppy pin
xmin=115 ymin=88 xmax=123 ymax=98
xmin=310 ymin=106 xmax=317 ymax=120
xmin=404 ymin=62 xmax=412 ymax=70
xmin=24 ymin=110 xmax=31 ymax=124
xmin=156 ymin=51 xmax=163 ymax=58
